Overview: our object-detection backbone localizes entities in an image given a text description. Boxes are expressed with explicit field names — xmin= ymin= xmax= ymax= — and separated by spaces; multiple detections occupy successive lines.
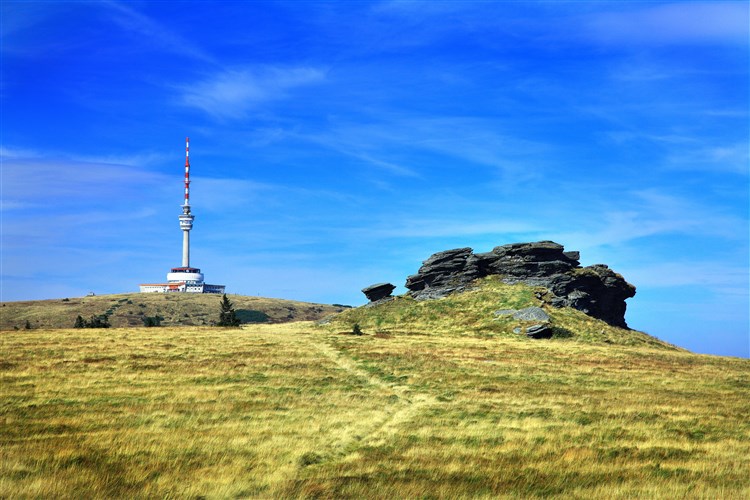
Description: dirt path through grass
xmin=300 ymin=331 xmax=438 ymax=455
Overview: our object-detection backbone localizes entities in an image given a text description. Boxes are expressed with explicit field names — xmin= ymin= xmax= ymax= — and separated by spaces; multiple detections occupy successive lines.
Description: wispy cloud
xmin=300 ymin=115 xmax=546 ymax=179
xmin=666 ymin=142 xmax=749 ymax=175
xmin=179 ymin=66 xmax=326 ymax=119
xmin=584 ymin=2 xmax=749 ymax=46
xmin=369 ymin=219 xmax=539 ymax=239
xmin=625 ymin=261 xmax=748 ymax=294
xmin=101 ymin=1 xmax=216 ymax=63
xmin=1 ymin=154 xmax=169 ymax=212
xmin=0 ymin=146 xmax=169 ymax=168
xmin=548 ymin=188 xmax=745 ymax=251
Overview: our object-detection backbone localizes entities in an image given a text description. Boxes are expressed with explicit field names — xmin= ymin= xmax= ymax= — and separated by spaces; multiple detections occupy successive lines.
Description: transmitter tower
xmin=140 ymin=138 xmax=225 ymax=294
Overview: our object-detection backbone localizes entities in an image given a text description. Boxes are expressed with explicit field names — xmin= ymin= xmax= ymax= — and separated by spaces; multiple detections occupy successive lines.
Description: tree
xmin=142 ymin=315 xmax=163 ymax=327
xmin=87 ymin=314 xmax=111 ymax=328
xmin=217 ymin=294 xmax=240 ymax=327
xmin=73 ymin=314 xmax=110 ymax=328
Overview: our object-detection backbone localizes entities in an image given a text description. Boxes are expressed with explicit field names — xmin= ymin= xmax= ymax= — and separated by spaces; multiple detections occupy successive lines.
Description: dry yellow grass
xmin=2 ymin=321 xmax=748 ymax=498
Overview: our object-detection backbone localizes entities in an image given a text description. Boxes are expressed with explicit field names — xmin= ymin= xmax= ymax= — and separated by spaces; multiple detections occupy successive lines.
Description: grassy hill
xmin=2 ymin=279 xmax=748 ymax=498
xmin=330 ymin=276 xmax=676 ymax=350
xmin=0 ymin=293 xmax=349 ymax=330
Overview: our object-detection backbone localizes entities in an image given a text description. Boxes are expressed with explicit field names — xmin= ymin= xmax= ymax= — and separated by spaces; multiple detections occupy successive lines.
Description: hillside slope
xmin=2 ymin=323 xmax=748 ymax=498
xmin=331 ymin=276 xmax=676 ymax=350
xmin=0 ymin=293 xmax=348 ymax=330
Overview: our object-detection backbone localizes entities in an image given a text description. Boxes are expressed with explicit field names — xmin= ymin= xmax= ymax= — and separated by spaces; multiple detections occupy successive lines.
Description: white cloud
xmin=666 ymin=142 xmax=750 ymax=175
xmin=371 ymin=219 xmax=538 ymax=239
xmin=102 ymin=1 xmax=216 ymax=63
xmin=179 ymin=66 xmax=327 ymax=119
xmin=299 ymin=115 xmax=546 ymax=179
xmin=585 ymin=2 xmax=749 ymax=46
xmin=548 ymin=188 xmax=745 ymax=252
xmin=1 ymin=156 xmax=168 ymax=208
xmin=624 ymin=261 xmax=748 ymax=293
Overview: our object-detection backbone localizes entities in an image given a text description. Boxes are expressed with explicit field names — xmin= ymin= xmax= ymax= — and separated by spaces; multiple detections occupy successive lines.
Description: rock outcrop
xmin=362 ymin=283 xmax=396 ymax=302
xmin=405 ymin=241 xmax=635 ymax=328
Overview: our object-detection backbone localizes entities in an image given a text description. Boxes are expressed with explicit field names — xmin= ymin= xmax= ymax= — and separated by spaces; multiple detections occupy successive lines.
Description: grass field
xmin=2 ymin=321 xmax=749 ymax=498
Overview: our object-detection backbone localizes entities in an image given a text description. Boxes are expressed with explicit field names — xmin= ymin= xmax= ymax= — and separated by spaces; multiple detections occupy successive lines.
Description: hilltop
xmin=332 ymin=275 xmax=675 ymax=350
xmin=0 ymin=293 xmax=349 ymax=330
xmin=346 ymin=241 xmax=663 ymax=349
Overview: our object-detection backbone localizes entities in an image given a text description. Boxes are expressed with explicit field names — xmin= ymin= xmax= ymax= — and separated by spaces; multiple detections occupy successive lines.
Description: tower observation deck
xmin=139 ymin=138 xmax=225 ymax=294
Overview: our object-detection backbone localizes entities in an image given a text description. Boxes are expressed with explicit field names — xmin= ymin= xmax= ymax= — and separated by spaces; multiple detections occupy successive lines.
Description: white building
xmin=140 ymin=138 xmax=225 ymax=294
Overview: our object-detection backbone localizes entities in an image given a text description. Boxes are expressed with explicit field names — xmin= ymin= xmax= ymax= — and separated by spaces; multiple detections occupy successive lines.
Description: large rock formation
xmin=405 ymin=241 xmax=635 ymax=328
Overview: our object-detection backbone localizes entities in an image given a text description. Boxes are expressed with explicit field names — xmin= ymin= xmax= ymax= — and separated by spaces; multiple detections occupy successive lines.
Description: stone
xmin=404 ymin=240 xmax=636 ymax=328
xmin=512 ymin=307 xmax=550 ymax=322
xmin=545 ymin=265 xmax=635 ymax=328
xmin=362 ymin=283 xmax=396 ymax=302
xmin=525 ymin=324 xmax=554 ymax=339
xmin=563 ymin=251 xmax=580 ymax=263
xmin=406 ymin=247 xmax=480 ymax=300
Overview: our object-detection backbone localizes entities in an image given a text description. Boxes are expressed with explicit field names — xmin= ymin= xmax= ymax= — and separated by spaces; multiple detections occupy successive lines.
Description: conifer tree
xmin=218 ymin=294 xmax=241 ymax=327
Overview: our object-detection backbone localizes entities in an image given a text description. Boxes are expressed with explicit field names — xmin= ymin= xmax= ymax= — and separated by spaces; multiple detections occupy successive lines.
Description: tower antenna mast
xmin=178 ymin=137 xmax=195 ymax=267
xmin=184 ymin=136 xmax=191 ymax=207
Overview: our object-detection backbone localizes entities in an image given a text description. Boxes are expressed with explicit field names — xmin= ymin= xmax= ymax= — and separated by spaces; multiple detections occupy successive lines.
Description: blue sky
xmin=2 ymin=1 xmax=748 ymax=357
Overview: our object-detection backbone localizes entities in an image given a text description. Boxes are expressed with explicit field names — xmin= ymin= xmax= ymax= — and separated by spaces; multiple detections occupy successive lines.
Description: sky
xmin=2 ymin=1 xmax=748 ymax=357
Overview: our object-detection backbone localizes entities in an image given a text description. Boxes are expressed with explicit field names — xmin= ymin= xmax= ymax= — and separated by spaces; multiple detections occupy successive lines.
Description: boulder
xmin=546 ymin=265 xmax=635 ymax=328
xmin=362 ymin=283 xmax=396 ymax=302
xmin=525 ymin=324 xmax=554 ymax=339
xmin=404 ymin=241 xmax=636 ymax=328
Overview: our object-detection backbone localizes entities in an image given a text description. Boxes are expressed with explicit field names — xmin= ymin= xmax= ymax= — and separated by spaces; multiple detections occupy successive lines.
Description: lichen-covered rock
xmin=404 ymin=241 xmax=636 ymax=328
xmin=512 ymin=307 xmax=551 ymax=322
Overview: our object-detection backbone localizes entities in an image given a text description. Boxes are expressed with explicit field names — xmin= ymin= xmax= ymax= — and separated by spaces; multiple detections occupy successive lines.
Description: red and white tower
xmin=139 ymin=138 xmax=225 ymax=294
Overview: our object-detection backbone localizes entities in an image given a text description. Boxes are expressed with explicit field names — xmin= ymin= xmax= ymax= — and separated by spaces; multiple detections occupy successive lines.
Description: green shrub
xmin=142 ymin=315 xmax=163 ymax=327
xmin=74 ymin=314 xmax=110 ymax=329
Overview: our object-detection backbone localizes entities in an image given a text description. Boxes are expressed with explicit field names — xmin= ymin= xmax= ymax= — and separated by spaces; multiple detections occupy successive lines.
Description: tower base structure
xmin=139 ymin=267 xmax=225 ymax=294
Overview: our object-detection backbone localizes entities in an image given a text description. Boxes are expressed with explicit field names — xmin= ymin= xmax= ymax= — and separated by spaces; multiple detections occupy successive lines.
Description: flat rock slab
xmin=494 ymin=307 xmax=550 ymax=322
xmin=362 ymin=283 xmax=396 ymax=302
xmin=512 ymin=307 xmax=550 ymax=322
xmin=526 ymin=324 xmax=554 ymax=339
